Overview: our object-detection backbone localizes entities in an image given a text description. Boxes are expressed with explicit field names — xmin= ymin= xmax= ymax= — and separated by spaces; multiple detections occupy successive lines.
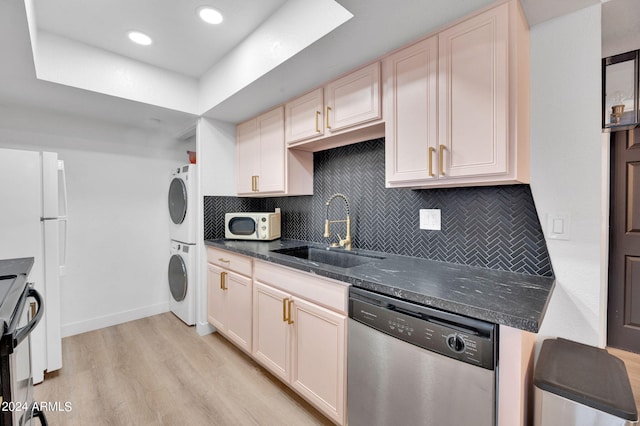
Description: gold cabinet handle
xmin=218 ymin=258 xmax=230 ymax=263
xmin=220 ymin=271 xmax=227 ymax=290
xmin=251 ymin=176 xmax=255 ymax=192
xmin=287 ymin=299 xmax=294 ymax=324
xmin=439 ymin=145 xmax=446 ymax=176
xmin=326 ymin=106 xmax=332 ymax=129
xmin=282 ymin=298 xmax=288 ymax=322
xmin=30 ymin=302 xmax=36 ymax=319
xmin=254 ymin=175 xmax=259 ymax=192
xmin=315 ymin=111 xmax=321 ymax=133
xmin=428 ymin=147 xmax=435 ymax=177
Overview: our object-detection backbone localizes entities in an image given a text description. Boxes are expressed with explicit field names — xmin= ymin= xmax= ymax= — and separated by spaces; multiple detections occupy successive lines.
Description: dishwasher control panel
xmin=349 ymin=287 xmax=496 ymax=370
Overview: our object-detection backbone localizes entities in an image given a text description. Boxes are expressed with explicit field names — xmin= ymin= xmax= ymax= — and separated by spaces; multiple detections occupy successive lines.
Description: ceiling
xmin=602 ymin=0 xmax=640 ymax=57
xmin=0 ymin=0 xmax=634 ymax=138
xmin=35 ymin=0 xmax=288 ymax=78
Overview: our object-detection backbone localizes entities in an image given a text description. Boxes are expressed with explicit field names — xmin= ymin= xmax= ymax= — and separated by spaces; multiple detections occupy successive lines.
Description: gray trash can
xmin=534 ymin=338 xmax=638 ymax=426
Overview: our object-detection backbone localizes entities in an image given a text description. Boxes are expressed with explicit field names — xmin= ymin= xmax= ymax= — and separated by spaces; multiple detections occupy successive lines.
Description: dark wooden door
xmin=609 ymin=128 xmax=640 ymax=352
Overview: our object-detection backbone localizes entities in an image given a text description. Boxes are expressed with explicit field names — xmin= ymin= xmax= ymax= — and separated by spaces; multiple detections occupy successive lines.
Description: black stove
xmin=0 ymin=258 xmax=47 ymax=426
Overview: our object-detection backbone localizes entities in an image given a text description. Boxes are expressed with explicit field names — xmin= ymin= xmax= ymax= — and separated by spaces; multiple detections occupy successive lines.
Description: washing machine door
xmin=168 ymin=254 xmax=187 ymax=302
xmin=168 ymin=177 xmax=187 ymax=225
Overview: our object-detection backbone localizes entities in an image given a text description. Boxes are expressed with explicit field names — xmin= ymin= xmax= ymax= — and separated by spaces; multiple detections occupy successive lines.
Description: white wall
xmin=0 ymin=104 xmax=188 ymax=336
xmin=529 ymin=5 xmax=605 ymax=347
xmin=195 ymin=117 xmax=237 ymax=335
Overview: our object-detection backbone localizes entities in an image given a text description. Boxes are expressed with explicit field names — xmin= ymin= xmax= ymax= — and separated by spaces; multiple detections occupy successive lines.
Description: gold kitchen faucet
xmin=324 ymin=193 xmax=352 ymax=250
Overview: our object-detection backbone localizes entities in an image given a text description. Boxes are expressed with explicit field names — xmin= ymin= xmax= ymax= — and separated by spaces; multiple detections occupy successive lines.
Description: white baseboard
xmin=196 ymin=321 xmax=215 ymax=336
xmin=61 ymin=302 xmax=170 ymax=337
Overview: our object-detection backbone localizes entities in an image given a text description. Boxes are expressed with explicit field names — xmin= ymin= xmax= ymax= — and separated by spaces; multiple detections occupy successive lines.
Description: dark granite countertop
xmin=205 ymin=239 xmax=555 ymax=333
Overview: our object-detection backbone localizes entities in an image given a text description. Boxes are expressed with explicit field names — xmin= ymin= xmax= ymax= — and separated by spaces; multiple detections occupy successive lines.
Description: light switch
xmin=420 ymin=209 xmax=441 ymax=231
xmin=552 ymin=219 xmax=564 ymax=234
xmin=547 ymin=213 xmax=570 ymax=241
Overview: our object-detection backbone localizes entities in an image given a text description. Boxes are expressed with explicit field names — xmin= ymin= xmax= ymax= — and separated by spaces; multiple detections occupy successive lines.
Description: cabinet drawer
xmin=254 ymin=260 xmax=348 ymax=314
xmin=207 ymin=248 xmax=252 ymax=277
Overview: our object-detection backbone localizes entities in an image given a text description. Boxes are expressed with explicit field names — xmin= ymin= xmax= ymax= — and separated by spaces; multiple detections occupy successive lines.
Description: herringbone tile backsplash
xmin=204 ymin=138 xmax=552 ymax=277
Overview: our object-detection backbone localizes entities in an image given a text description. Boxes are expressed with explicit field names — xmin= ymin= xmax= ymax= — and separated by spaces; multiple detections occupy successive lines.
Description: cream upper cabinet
xmin=285 ymin=62 xmax=382 ymax=148
xmin=237 ymin=106 xmax=313 ymax=197
xmin=325 ymin=62 xmax=381 ymax=133
xmin=236 ymin=118 xmax=259 ymax=194
xmin=384 ymin=36 xmax=438 ymax=184
xmin=285 ymin=88 xmax=324 ymax=144
xmin=385 ymin=0 xmax=530 ymax=188
xmin=237 ymin=107 xmax=285 ymax=195
xmin=438 ymin=2 xmax=509 ymax=179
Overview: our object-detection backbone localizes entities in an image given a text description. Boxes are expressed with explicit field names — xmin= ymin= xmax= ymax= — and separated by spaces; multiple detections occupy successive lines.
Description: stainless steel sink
xmin=271 ymin=246 xmax=384 ymax=269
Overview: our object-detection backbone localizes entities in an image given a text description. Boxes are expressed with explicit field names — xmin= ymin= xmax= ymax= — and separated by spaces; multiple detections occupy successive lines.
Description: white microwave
xmin=225 ymin=209 xmax=281 ymax=241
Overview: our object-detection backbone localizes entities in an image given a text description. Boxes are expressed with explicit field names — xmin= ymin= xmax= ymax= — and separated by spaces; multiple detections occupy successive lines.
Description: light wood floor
xmin=35 ymin=313 xmax=332 ymax=426
xmin=608 ymin=347 xmax=640 ymax=414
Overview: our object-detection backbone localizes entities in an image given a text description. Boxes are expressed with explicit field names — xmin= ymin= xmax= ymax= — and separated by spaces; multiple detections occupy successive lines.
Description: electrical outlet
xmin=419 ymin=209 xmax=441 ymax=231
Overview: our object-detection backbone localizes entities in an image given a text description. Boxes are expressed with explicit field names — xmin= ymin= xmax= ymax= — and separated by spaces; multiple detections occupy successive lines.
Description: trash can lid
xmin=534 ymin=338 xmax=638 ymax=421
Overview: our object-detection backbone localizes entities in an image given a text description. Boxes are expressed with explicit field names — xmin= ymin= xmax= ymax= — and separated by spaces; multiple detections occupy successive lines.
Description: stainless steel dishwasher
xmin=348 ymin=287 xmax=497 ymax=426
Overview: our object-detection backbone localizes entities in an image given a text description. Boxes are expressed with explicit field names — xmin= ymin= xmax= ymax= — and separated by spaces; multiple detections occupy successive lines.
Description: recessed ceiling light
xmin=128 ymin=31 xmax=152 ymax=46
xmin=198 ymin=7 xmax=223 ymax=25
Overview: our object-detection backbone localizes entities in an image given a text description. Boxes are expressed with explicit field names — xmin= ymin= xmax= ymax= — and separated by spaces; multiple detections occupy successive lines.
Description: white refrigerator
xmin=0 ymin=148 xmax=66 ymax=383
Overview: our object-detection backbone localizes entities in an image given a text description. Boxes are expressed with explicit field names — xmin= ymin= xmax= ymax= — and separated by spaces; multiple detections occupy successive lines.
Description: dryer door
xmin=168 ymin=254 xmax=187 ymax=302
xmin=168 ymin=177 xmax=187 ymax=225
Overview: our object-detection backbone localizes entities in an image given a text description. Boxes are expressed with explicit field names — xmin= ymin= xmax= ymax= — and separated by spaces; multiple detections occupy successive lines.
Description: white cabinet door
xmin=290 ymin=297 xmax=346 ymax=425
xmin=325 ymin=62 xmax=381 ymax=133
xmin=236 ymin=119 xmax=259 ymax=194
xmin=384 ymin=36 xmax=438 ymax=186
xmin=252 ymin=281 xmax=291 ymax=382
xmin=255 ymin=107 xmax=286 ymax=193
xmin=237 ymin=106 xmax=312 ymax=196
xmin=285 ymin=88 xmax=324 ymax=144
xmin=224 ymin=271 xmax=253 ymax=353
xmin=438 ymin=2 xmax=509 ymax=179
xmin=207 ymin=264 xmax=252 ymax=353
xmin=207 ymin=264 xmax=226 ymax=332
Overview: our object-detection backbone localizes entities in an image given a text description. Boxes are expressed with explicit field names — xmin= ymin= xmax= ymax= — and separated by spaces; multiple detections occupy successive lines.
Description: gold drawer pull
xmin=282 ymin=298 xmax=288 ymax=322
xmin=439 ymin=145 xmax=446 ymax=176
xmin=218 ymin=258 xmax=230 ymax=263
xmin=428 ymin=147 xmax=435 ymax=177
xmin=315 ymin=111 xmax=321 ymax=133
xmin=326 ymin=106 xmax=332 ymax=129
xmin=287 ymin=299 xmax=294 ymax=324
xmin=220 ymin=271 xmax=227 ymax=290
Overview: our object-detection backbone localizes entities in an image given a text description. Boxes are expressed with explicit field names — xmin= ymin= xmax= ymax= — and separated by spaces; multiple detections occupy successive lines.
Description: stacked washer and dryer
xmin=167 ymin=165 xmax=196 ymax=325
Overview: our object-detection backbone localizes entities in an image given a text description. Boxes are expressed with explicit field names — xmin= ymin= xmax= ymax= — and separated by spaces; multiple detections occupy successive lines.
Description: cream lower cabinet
xmin=207 ymin=263 xmax=252 ymax=353
xmin=252 ymin=265 xmax=347 ymax=425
